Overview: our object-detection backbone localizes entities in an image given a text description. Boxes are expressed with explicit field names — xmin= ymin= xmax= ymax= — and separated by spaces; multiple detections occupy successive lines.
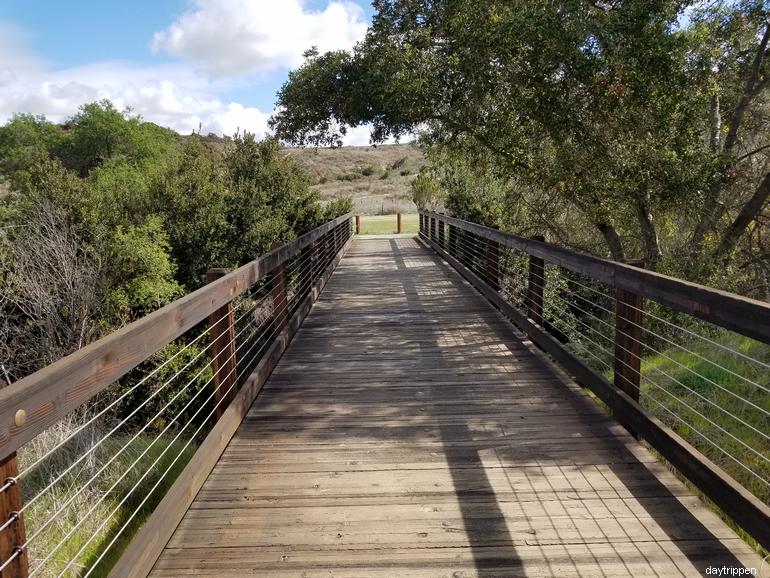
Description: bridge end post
xmin=614 ymin=259 xmax=644 ymax=437
xmin=206 ymin=268 xmax=239 ymax=419
xmin=527 ymin=235 xmax=546 ymax=326
xmin=397 ymin=213 xmax=402 ymax=234
xmin=0 ymin=453 xmax=28 ymax=578
xmin=355 ymin=215 xmax=360 ymax=236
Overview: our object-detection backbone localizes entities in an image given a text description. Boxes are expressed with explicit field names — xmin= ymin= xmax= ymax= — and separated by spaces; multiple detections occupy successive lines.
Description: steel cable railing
xmin=13 ymin=244 xmax=316 ymax=516
xmin=438 ymin=226 xmax=770 ymax=487
xmin=0 ymin=215 xmax=352 ymax=577
xmin=419 ymin=211 xmax=770 ymax=549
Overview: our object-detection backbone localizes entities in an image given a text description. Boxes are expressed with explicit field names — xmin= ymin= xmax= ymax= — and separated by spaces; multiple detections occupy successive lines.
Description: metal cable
xmin=19 ymin=251 xmax=321 ymax=544
xmin=13 ymin=247 xmax=315 ymax=486
xmin=521 ymin=268 xmax=770 ymax=434
xmin=440 ymin=231 xmax=769 ymax=485
xmin=522 ymin=273 xmax=770 ymax=481
xmin=34 ymin=252 xmax=326 ymax=576
xmin=434 ymin=221 xmax=770 ymax=373
xmin=14 ymin=246 xmax=316 ymax=500
xmin=19 ymin=236 xmax=338 ymax=572
xmin=448 ymin=232 xmax=770 ymax=402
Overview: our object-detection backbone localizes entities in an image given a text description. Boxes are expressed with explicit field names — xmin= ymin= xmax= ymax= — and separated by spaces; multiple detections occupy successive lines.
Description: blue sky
xmin=0 ymin=0 xmax=376 ymax=143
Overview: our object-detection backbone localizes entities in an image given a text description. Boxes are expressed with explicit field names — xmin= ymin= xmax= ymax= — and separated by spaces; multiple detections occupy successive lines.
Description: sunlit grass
xmin=21 ymin=434 xmax=196 ymax=577
xmin=358 ymin=213 xmax=419 ymax=235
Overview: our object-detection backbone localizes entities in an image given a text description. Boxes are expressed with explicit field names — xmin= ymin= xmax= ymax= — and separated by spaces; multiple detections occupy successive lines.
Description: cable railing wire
xmin=428 ymin=225 xmax=769 ymax=487
xmin=442 ymin=229 xmax=770 ymax=400
xmin=15 ymin=274 xmax=284 ymax=516
xmin=31 ymin=259 xmax=320 ymax=577
xmin=11 ymin=227 xmax=344 ymax=575
xmin=520 ymin=267 xmax=770 ymax=435
xmin=508 ymin=276 xmax=770 ymax=490
xmin=11 ymin=245 xmax=317 ymax=488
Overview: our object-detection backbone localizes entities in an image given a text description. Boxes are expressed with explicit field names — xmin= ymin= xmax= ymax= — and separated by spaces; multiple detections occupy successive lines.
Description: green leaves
xmin=0 ymin=101 xmax=339 ymax=378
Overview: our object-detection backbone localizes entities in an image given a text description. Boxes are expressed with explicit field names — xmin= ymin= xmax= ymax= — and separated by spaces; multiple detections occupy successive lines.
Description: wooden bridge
xmin=0 ymin=213 xmax=767 ymax=577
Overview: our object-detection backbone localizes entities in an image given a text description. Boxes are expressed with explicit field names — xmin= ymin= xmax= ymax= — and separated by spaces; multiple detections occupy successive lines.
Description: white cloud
xmin=0 ymin=28 xmax=271 ymax=137
xmin=341 ymin=125 xmax=374 ymax=146
xmin=152 ymin=0 xmax=368 ymax=76
xmin=0 ymin=5 xmax=379 ymax=143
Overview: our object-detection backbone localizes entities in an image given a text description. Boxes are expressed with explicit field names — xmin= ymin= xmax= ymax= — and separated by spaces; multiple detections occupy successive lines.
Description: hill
xmin=285 ymin=143 xmax=425 ymax=215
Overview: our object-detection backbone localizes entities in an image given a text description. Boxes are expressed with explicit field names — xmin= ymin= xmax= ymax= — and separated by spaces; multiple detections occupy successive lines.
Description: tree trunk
xmin=713 ymin=170 xmax=770 ymax=262
xmin=635 ymin=192 xmax=662 ymax=267
xmin=692 ymin=24 xmax=770 ymax=254
xmin=596 ymin=221 xmax=626 ymax=261
xmin=709 ymin=93 xmax=721 ymax=152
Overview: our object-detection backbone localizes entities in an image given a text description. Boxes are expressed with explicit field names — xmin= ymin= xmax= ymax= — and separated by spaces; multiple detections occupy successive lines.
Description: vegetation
xmin=0 ymin=100 xmax=348 ymax=382
xmin=358 ymin=213 xmax=419 ymax=235
xmin=1 ymin=0 xmax=769 ymax=568
xmin=272 ymin=0 xmax=770 ymax=299
xmin=285 ymin=143 xmax=424 ymax=215
xmin=20 ymin=429 xmax=197 ymax=577
xmin=270 ymin=0 xmax=770 ymax=552
xmin=640 ymin=333 xmax=769 ymax=505
xmin=0 ymin=100 xmax=352 ymax=575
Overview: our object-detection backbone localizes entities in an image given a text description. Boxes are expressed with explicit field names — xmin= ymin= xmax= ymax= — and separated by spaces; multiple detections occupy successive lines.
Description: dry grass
xmin=286 ymin=144 xmax=425 ymax=215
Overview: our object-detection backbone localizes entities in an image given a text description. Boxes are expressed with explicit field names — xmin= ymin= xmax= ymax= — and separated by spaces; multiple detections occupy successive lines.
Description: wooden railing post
xmin=615 ymin=259 xmax=644 ymax=435
xmin=527 ymin=235 xmax=546 ymax=326
xmin=0 ymin=454 xmax=28 ymax=578
xmin=206 ymin=268 xmax=238 ymax=418
xmin=448 ymin=223 xmax=457 ymax=256
xmin=355 ymin=215 xmax=360 ymax=235
xmin=397 ymin=213 xmax=402 ymax=234
xmin=437 ymin=216 xmax=445 ymax=247
xmin=270 ymin=245 xmax=289 ymax=336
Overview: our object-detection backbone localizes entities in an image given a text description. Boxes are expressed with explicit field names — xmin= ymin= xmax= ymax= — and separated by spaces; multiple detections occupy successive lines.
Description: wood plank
xmin=149 ymin=237 xmax=764 ymax=577
xmin=108 ymin=232 xmax=353 ymax=578
xmin=422 ymin=232 xmax=770 ymax=552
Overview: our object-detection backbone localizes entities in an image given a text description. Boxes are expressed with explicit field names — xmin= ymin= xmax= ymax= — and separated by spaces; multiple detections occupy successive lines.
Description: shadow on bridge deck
xmin=150 ymin=236 xmax=763 ymax=577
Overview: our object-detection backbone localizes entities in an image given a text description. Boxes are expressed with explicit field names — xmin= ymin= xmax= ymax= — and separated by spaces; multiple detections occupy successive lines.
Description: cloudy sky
xmin=0 ymin=0 xmax=376 ymax=144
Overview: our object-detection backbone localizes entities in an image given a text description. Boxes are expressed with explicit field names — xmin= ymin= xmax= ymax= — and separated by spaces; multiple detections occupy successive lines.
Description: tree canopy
xmin=272 ymin=0 xmax=770 ymax=290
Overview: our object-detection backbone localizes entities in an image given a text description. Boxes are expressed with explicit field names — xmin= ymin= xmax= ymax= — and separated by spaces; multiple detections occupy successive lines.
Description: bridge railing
xmin=419 ymin=210 xmax=770 ymax=551
xmin=0 ymin=213 xmax=353 ymax=578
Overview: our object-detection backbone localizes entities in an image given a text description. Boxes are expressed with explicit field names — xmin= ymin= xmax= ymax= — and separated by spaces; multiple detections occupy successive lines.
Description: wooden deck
xmin=151 ymin=237 xmax=763 ymax=577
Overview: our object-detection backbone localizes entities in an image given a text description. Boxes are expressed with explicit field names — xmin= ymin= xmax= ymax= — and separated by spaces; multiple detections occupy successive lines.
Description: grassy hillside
xmin=285 ymin=144 xmax=425 ymax=215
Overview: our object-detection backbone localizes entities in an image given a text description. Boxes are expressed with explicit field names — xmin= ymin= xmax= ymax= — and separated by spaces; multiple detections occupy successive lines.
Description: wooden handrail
xmin=421 ymin=211 xmax=770 ymax=344
xmin=0 ymin=213 xmax=352 ymax=462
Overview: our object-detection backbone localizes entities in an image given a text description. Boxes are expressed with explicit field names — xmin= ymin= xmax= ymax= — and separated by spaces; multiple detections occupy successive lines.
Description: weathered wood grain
xmin=108 ymin=232 xmax=353 ymax=578
xmin=423 ymin=229 xmax=770 ymax=552
xmin=150 ymin=237 xmax=763 ymax=577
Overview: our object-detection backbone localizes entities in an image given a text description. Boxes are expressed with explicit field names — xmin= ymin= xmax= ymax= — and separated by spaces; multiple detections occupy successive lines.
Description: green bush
xmin=336 ymin=171 xmax=362 ymax=181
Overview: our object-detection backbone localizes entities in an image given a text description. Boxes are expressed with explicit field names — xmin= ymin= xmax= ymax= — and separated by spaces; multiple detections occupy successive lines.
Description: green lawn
xmin=358 ymin=213 xmax=418 ymax=235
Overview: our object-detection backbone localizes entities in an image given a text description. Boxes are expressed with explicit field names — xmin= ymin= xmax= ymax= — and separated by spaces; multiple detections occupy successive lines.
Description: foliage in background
xmin=0 ymin=100 xmax=347 ymax=383
xmin=272 ymin=0 xmax=770 ymax=299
